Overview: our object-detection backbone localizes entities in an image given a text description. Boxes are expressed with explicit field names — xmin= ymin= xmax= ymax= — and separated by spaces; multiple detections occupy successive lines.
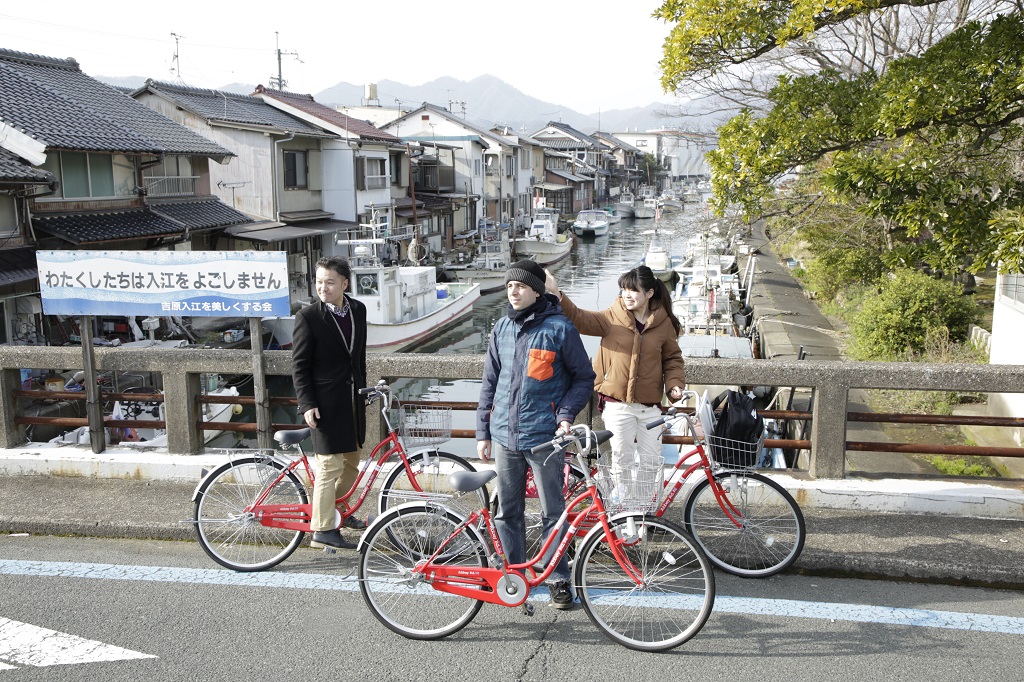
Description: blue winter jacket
xmin=476 ymin=295 xmax=596 ymax=451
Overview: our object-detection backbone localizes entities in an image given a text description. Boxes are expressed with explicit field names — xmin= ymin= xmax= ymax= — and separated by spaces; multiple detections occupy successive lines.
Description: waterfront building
xmin=0 ymin=48 xmax=252 ymax=346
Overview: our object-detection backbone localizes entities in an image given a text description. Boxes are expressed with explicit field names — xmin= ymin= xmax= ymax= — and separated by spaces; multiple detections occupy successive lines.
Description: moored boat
xmin=263 ymin=226 xmax=481 ymax=352
xmin=572 ymin=209 xmax=611 ymax=238
xmin=513 ymin=210 xmax=574 ymax=266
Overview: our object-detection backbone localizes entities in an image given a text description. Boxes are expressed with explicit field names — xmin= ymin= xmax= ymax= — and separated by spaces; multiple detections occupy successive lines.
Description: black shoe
xmin=342 ymin=515 xmax=368 ymax=530
xmin=549 ymin=581 xmax=574 ymax=610
xmin=311 ymin=529 xmax=356 ymax=549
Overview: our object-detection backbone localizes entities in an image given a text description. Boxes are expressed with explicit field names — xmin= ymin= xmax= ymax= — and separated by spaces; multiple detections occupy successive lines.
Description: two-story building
xmin=131 ymin=81 xmax=350 ymax=306
xmin=531 ymin=122 xmax=608 ymax=207
xmin=593 ymin=131 xmax=642 ymax=201
xmin=0 ymin=49 xmax=254 ymax=345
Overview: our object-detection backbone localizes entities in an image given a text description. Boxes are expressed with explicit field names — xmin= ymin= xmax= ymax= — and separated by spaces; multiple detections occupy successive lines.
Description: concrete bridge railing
xmin=2 ymin=346 xmax=1022 ymax=479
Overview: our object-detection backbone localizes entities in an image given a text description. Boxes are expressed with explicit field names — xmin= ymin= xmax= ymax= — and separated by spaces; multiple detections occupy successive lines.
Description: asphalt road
xmin=2 ymin=535 xmax=1023 ymax=680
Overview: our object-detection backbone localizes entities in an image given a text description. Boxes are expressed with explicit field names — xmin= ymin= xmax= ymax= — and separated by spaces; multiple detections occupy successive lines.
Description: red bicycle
xmin=516 ymin=390 xmax=806 ymax=577
xmin=192 ymin=381 xmax=488 ymax=571
xmin=358 ymin=423 xmax=715 ymax=652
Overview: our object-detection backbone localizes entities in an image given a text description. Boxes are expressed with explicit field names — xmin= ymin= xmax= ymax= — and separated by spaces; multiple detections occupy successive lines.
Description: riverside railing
xmin=2 ymin=346 xmax=1023 ymax=479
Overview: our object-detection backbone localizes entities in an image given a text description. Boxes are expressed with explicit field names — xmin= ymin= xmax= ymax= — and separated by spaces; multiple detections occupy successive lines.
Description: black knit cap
xmin=505 ymin=259 xmax=547 ymax=295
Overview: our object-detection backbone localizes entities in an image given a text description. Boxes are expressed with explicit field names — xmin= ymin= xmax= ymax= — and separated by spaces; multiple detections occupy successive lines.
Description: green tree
xmin=657 ymin=1 xmax=1024 ymax=275
xmin=847 ymin=268 xmax=979 ymax=359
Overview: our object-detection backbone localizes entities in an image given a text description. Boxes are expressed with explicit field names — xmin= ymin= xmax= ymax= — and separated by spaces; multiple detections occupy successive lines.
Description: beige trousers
xmin=311 ymin=450 xmax=361 ymax=531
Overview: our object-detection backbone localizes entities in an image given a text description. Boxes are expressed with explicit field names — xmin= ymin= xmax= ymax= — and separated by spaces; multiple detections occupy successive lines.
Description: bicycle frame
xmin=409 ymin=456 xmax=644 ymax=608
xmin=236 ymin=386 xmax=437 ymax=533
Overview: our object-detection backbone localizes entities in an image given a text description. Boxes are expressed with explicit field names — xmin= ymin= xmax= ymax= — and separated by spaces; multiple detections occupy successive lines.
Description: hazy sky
xmin=0 ymin=1 xmax=679 ymax=114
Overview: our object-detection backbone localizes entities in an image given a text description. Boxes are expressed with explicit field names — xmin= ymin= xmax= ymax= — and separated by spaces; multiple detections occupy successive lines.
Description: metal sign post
xmin=78 ymin=315 xmax=104 ymax=453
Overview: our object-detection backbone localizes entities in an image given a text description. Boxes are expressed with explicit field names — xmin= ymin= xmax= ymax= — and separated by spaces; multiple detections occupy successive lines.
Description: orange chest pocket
xmin=527 ymin=348 xmax=556 ymax=381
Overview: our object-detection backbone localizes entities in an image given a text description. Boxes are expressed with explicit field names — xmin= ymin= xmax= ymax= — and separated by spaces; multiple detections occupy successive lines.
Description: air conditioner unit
xmin=287 ymin=254 xmax=308 ymax=273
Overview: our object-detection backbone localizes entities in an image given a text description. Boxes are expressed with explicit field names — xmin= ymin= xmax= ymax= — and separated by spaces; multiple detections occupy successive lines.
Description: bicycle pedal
xmin=521 ymin=601 xmax=535 ymax=617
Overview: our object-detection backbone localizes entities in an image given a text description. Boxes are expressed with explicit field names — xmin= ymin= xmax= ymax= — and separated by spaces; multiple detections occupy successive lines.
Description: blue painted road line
xmin=3 ymin=560 xmax=1023 ymax=636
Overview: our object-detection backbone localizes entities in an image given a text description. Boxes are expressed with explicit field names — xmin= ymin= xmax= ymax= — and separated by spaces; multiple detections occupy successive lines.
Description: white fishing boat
xmin=633 ymin=187 xmax=658 ymax=219
xmin=572 ymin=209 xmax=611 ymax=238
xmin=614 ymin=192 xmax=636 ymax=218
xmin=263 ymin=227 xmax=481 ymax=352
xmin=628 ymin=229 xmax=682 ymax=282
xmin=513 ymin=210 xmax=573 ymax=266
xmin=441 ymin=222 xmax=516 ymax=294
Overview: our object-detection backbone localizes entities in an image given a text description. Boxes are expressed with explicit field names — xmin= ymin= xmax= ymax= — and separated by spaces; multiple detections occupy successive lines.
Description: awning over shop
xmin=533 ymin=182 xmax=572 ymax=191
xmin=224 ymin=218 xmax=358 ymax=244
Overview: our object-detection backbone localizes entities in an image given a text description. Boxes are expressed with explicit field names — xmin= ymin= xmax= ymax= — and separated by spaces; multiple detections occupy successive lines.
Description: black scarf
xmin=507 ymin=296 xmax=548 ymax=323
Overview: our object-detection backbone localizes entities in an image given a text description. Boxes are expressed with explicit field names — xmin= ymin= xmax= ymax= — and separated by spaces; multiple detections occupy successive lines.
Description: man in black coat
xmin=292 ymin=256 xmax=368 ymax=549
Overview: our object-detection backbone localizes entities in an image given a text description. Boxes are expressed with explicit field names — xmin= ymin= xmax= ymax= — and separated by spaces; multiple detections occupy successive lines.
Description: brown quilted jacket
xmin=559 ymin=293 xmax=685 ymax=405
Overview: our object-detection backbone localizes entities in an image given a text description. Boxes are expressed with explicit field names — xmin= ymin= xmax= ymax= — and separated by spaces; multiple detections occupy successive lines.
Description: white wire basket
xmin=397 ymin=405 xmax=452 ymax=447
xmin=706 ymin=432 xmax=766 ymax=469
xmin=593 ymin=453 xmax=664 ymax=513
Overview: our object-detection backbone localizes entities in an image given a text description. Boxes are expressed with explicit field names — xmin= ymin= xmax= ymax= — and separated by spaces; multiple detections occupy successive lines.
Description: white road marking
xmin=2 ymin=559 xmax=1023 ymax=636
xmin=0 ymin=617 xmax=156 ymax=669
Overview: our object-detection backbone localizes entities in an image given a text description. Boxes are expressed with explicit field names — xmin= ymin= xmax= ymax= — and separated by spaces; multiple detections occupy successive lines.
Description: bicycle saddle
xmin=275 ymin=428 xmax=310 ymax=446
xmin=448 ymin=469 xmax=498 ymax=493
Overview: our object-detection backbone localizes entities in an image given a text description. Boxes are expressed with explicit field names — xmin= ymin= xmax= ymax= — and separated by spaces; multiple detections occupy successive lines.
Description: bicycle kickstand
xmin=521 ymin=601 xmax=535 ymax=617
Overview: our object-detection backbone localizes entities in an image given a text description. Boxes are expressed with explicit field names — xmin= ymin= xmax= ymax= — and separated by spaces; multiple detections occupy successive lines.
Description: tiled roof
xmin=0 ymin=247 xmax=39 ymax=286
xmin=142 ymin=81 xmax=332 ymax=137
xmin=254 ymin=86 xmax=400 ymax=143
xmin=538 ymin=138 xmax=585 ymax=150
xmin=33 ymin=200 xmax=252 ymax=244
xmin=0 ymin=148 xmax=54 ymax=183
xmin=150 ymin=199 xmax=252 ymax=230
xmin=537 ymin=122 xmax=606 ymax=149
xmin=0 ymin=48 xmax=233 ymax=157
xmin=594 ymin=131 xmax=640 ymax=153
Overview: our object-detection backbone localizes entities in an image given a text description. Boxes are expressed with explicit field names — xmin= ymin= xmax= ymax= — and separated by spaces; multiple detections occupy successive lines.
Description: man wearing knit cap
xmin=477 ymin=259 xmax=595 ymax=610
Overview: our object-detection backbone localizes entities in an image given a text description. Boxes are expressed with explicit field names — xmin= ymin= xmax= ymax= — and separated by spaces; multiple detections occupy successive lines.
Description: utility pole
xmin=170 ymin=32 xmax=185 ymax=81
xmin=269 ymin=31 xmax=301 ymax=91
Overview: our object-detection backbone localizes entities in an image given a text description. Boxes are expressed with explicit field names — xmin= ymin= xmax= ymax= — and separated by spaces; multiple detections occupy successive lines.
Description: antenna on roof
xmin=269 ymin=31 xmax=301 ymax=91
xmin=170 ymin=33 xmax=185 ymax=82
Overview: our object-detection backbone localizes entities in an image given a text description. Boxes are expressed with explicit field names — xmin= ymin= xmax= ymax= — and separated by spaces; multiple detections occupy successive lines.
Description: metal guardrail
xmin=2 ymin=348 xmax=1023 ymax=478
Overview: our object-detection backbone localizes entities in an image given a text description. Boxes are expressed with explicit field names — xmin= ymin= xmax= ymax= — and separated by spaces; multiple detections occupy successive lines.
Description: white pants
xmin=602 ymin=401 xmax=664 ymax=470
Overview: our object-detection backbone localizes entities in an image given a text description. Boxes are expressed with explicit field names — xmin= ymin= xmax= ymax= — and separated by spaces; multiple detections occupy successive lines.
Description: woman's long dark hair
xmin=618 ymin=266 xmax=681 ymax=335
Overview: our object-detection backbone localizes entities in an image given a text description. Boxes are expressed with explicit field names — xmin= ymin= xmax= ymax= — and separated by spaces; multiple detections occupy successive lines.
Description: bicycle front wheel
xmin=378 ymin=451 xmax=487 ymax=521
xmin=575 ymin=515 xmax=715 ymax=652
xmin=194 ymin=457 xmax=307 ymax=572
xmin=359 ymin=505 xmax=487 ymax=640
xmin=683 ymin=471 xmax=806 ymax=577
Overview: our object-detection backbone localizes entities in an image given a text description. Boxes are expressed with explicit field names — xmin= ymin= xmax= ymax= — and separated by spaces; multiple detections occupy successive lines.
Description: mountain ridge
xmin=96 ymin=73 xmax=721 ymax=134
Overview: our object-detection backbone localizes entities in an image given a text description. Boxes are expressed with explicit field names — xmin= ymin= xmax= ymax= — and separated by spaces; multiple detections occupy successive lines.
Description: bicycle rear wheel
xmin=575 ymin=515 xmax=715 ymax=652
xmin=378 ymin=450 xmax=487 ymax=521
xmin=194 ymin=457 xmax=307 ymax=572
xmin=683 ymin=471 xmax=806 ymax=577
xmin=359 ymin=505 xmax=487 ymax=640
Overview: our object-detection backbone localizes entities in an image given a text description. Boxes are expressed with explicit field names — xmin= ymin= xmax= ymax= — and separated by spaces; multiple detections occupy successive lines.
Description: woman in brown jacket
xmin=546 ymin=265 xmax=685 ymax=473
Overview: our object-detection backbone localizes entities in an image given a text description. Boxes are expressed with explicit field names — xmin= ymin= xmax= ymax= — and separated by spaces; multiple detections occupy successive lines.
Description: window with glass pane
xmin=365 ymin=158 xmax=387 ymax=189
xmin=284 ymin=151 xmax=307 ymax=189
xmin=61 ymin=152 xmax=90 ymax=197
xmin=90 ymin=154 xmax=115 ymax=196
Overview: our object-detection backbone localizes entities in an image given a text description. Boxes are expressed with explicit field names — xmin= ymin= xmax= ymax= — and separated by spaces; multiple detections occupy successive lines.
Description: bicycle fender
xmin=190 ymin=454 xmax=293 ymax=502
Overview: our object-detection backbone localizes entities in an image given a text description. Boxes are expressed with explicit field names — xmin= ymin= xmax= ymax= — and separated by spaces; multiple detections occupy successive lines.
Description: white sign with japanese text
xmin=36 ymin=251 xmax=291 ymax=317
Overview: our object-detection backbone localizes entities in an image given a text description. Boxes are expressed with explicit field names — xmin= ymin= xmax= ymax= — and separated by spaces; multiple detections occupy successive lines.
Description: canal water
xmin=210 ymin=206 xmax=712 ymax=457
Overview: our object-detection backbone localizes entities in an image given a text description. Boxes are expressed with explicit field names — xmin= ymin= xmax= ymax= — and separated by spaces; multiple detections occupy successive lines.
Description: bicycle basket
xmin=593 ymin=453 xmax=664 ymax=513
xmin=706 ymin=432 xmax=766 ymax=469
xmin=397 ymin=405 xmax=452 ymax=447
